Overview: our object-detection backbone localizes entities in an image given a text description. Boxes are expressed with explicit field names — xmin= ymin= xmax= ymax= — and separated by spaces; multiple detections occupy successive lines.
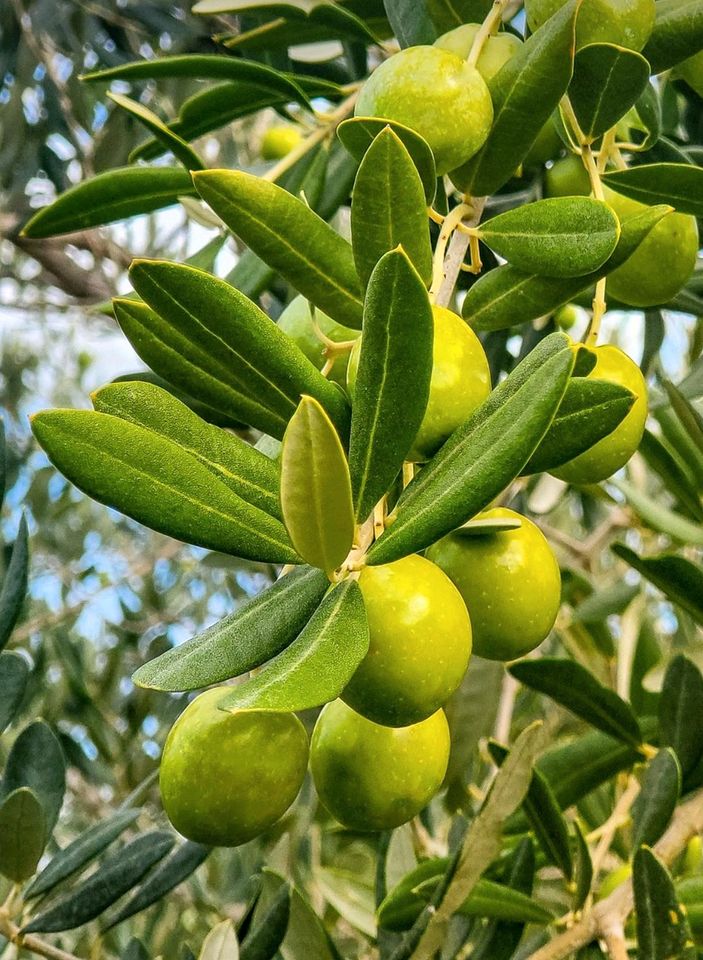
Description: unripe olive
xmin=261 ymin=125 xmax=303 ymax=160
xmin=524 ymin=0 xmax=655 ymax=51
xmin=427 ymin=508 xmax=561 ymax=661
xmin=434 ymin=24 xmax=522 ymax=82
xmin=544 ymin=155 xmax=592 ymax=198
xmin=604 ymin=188 xmax=699 ymax=308
xmin=160 ymin=688 xmax=308 ymax=846
xmin=347 ymin=305 xmax=491 ymax=462
xmin=310 ymin=700 xmax=450 ymax=831
xmin=342 ymin=554 xmax=472 ymax=727
xmin=552 ymin=344 xmax=647 ymax=484
xmin=278 ymin=294 xmax=359 ymax=386
xmin=554 ymin=303 xmax=580 ymax=330
xmin=355 ymin=46 xmax=493 ymax=174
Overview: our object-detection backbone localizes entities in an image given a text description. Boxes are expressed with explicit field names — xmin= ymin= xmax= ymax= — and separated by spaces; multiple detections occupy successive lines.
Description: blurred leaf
xmin=316 ymin=867 xmax=376 ymax=937
xmin=122 ymin=940 xmax=148 ymax=960
xmin=632 ymin=748 xmax=681 ymax=848
xmin=572 ymin=821 xmax=593 ymax=910
xmin=21 ymin=168 xmax=196 ymax=238
xmin=194 ymin=170 xmax=363 ymax=329
xmin=604 ymin=163 xmax=703 ymax=217
xmin=31 ymin=410 xmax=297 ymax=564
xmin=510 ymin=658 xmax=643 ymax=747
xmin=199 ymin=920 xmax=239 ymax=960
xmin=443 ymin=658 xmax=503 ymax=790
xmin=569 ymin=43 xmax=650 ymax=140
xmin=0 ymin=651 xmax=29 ymax=734
xmin=219 ymin=578 xmax=368 ymax=712
xmin=663 ymin=378 xmax=703 ymax=454
xmin=106 ymin=93 xmax=204 ymax=170
xmin=572 ymin=581 xmax=639 ymax=625
xmin=659 ymin=655 xmax=703 ymax=776
xmin=27 ymin=808 xmax=139 ymax=900
xmin=478 ymin=198 xmax=620 ymax=278
xmin=612 ymin=479 xmax=703 ymax=547
xmin=633 ymin=846 xmax=697 ymax=959
xmin=612 ymin=544 xmax=703 ymax=626
xmin=0 ymin=720 xmax=65 ymax=839
xmin=470 ymin=838 xmax=536 ymax=960
xmin=0 ymin=513 xmax=28 ymax=652
xmin=0 ymin=419 xmax=5 ymax=510
xmin=134 ymin=566 xmax=328 ymax=691
xmin=24 ymin=832 xmax=175 ymax=933
xmin=240 ymin=883 xmax=290 ymax=960
xmin=639 ymin=430 xmax=703 ymax=523
xmin=281 ymin=397 xmax=354 ymax=574
xmin=349 ymin=249 xmax=433 ymax=522
xmin=0 ymin=788 xmax=46 ymax=881
xmin=642 ymin=0 xmax=703 ymax=73
xmin=338 ymin=117 xmax=436 ymax=203
xmin=370 ymin=333 xmax=573 ymax=563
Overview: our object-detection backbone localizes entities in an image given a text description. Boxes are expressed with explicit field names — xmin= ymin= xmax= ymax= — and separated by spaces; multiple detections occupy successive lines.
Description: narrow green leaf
xmin=105 ymin=842 xmax=210 ymax=930
xmin=32 ymin=410 xmax=297 ymax=564
xmin=451 ymin=0 xmax=579 ymax=196
xmin=570 ymin=43 xmax=650 ymax=140
xmin=509 ymin=658 xmax=643 ymax=747
xmin=642 ymin=0 xmax=703 ymax=73
xmin=604 ymin=163 xmax=703 ymax=218
xmin=24 ymin=832 xmax=175 ymax=934
xmin=367 ymin=332 xmax=574 ymax=565
xmin=477 ymin=198 xmax=620 ymax=278
xmin=338 ymin=117 xmax=436 ymax=203
xmin=611 ymin=479 xmax=703 ymax=546
xmin=663 ymin=378 xmax=703 ymax=454
xmin=632 ymin=748 xmax=681 ymax=849
xmin=219 ymin=578 xmax=368 ymax=712
xmin=81 ymin=54 xmax=311 ymax=108
xmin=281 ymin=397 xmax=354 ymax=575
xmin=93 ymin=381 xmax=281 ymax=519
xmin=639 ymin=430 xmax=703 ymax=524
xmin=240 ymin=884 xmax=291 ymax=960
xmin=659 ymin=655 xmax=703 ymax=776
xmin=0 ymin=788 xmax=46 ymax=882
xmin=469 ymin=838 xmax=536 ymax=960
xmin=107 ymin=93 xmax=204 ymax=170
xmin=451 ymin=516 xmax=522 ymax=537
xmin=633 ymin=847 xmax=697 ymax=960
xmin=463 ymin=204 xmax=671 ymax=331
xmin=133 ymin=566 xmax=328 ymax=691
xmin=193 ymin=170 xmax=363 ymax=329
xmin=612 ymin=544 xmax=703 ymax=626
xmin=26 ymin=809 xmax=139 ymax=900
xmin=572 ymin=822 xmax=593 ymax=910
xmin=348 ymin=249 xmax=433 ymax=522
xmin=523 ymin=377 xmax=635 ymax=474
xmin=0 ymin=652 xmax=29 ymax=734
xmin=21 ymin=167 xmax=196 ymax=238
xmin=0 ymin=721 xmax=65 ymax=839
xmin=127 ymin=260 xmax=349 ymax=440
xmin=0 ymin=514 xmax=29 ymax=652
xmin=351 ymin=130 xmax=432 ymax=289
xmin=199 ymin=920 xmax=240 ymax=960
xmin=572 ymin=581 xmax=639 ymax=624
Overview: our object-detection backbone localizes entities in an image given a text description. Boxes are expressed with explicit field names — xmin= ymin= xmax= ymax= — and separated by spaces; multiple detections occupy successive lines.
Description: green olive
xmin=427 ymin=508 xmax=561 ymax=661
xmin=261 ymin=125 xmax=303 ymax=160
xmin=524 ymin=0 xmax=655 ymax=50
xmin=355 ymin=46 xmax=493 ymax=174
xmin=554 ymin=303 xmax=580 ymax=330
xmin=347 ymin=305 xmax=491 ymax=462
xmin=278 ymin=294 xmax=359 ymax=386
xmin=604 ymin=188 xmax=699 ymax=308
xmin=160 ymin=688 xmax=308 ymax=846
xmin=342 ymin=554 xmax=472 ymax=727
xmin=677 ymin=49 xmax=703 ymax=98
xmin=310 ymin=700 xmax=450 ymax=831
xmin=552 ymin=344 xmax=647 ymax=484
xmin=434 ymin=25 xmax=522 ymax=82
xmin=544 ymin=155 xmax=592 ymax=197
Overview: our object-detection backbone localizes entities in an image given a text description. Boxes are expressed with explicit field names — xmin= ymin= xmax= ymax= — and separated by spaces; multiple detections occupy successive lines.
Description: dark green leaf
xmin=21 ymin=168 xmax=196 ymax=238
xmin=348 ymin=249 xmax=433 ymax=522
xmin=133 ymin=566 xmax=328 ymax=691
xmin=639 ymin=430 xmax=703 ymax=524
xmin=32 ymin=410 xmax=297 ymax=564
xmin=26 ymin=809 xmax=139 ymax=900
xmin=632 ymin=748 xmax=681 ymax=849
xmin=24 ymin=832 xmax=175 ymax=934
xmin=367 ymin=333 xmax=574 ymax=565
xmin=509 ymin=658 xmax=643 ymax=747
xmin=663 ymin=378 xmax=703 ymax=454
xmin=219 ymin=578 xmax=368 ymax=712
xmin=280 ymin=397 xmax=354 ymax=575
xmin=0 ymin=720 xmax=65 ymax=839
xmin=338 ymin=117 xmax=436 ymax=203
xmin=107 ymin=92 xmax=204 ymax=170
xmin=633 ymin=846 xmax=697 ymax=960
xmin=470 ymin=838 xmax=536 ymax=960
xmin=194 ymin=170 xmax=363 ymax=329
xmin=0 ymin=788 xmax=46 ymax=882
xmin=240 ymin=883 xmax=291 ymax=960
xmin=0 ymin=652 xmax=29 ymax=734
xmin=382 ymin=0 xmax=436 ymax=45
xmin=572 ymin=821 xmax=593 ymax=910
xmin=659 ymin=655 xmax=703 ymax=776
xmin=612 ymin=544 xmax=703 ymax=627
xmin=570 ymin=43 xmax=650 ymax=140
xmin=604 ymin=163 xmax=703 ymax=217
xmin=642 ymin=0 xmax=703 ymax=73
xmin=0 ymin=514 xmax=29 ymax=652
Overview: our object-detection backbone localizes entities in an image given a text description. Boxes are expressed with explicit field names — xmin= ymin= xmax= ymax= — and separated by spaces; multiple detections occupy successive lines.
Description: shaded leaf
xmin=659 ymin=655 xmax=703 ymax=776
xmin=240 ymin=883 xmax=290 ymax=960
xmin=570 ymin=43 xmax=650 ymax=140
xmin=0 ymin=720 xmax=65 ymax=839
xmin=633 ymin=846 xmax=697 ymax=960
xmin=632 ymin=748 xmax=681 ymax=849
xmin=0 ymin=513 xmax=29 ymax=652
xmin=0 ymin=788 xmax=46 ymax=882
xmin=219 ymin=578 xmax=368 ymax=712
xmin=604 ymin=163 xmax=703 ymax=218
xmin=572 ymin=821 xmax=593 ymax=910
xmin=338 ymin=117 xmax=436 ymax=203
xmin=612 ymin=544 xmax=703 ymax=626
xmin=0 ymin=651 xmax=29 ymax=734
xmin=612 ymin=479 xmax=703 ymax=547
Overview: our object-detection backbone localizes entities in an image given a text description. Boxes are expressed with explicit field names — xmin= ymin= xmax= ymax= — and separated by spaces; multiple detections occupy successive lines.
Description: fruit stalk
xmin=466 ymin=0 xmax=512 ymax=68
xmin=434 ymin=197 xmax=487 ymax=307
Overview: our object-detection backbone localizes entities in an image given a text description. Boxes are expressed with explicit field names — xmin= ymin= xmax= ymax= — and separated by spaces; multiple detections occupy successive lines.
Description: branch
xmin=434 ymin=197 xmax=486 ymax=309
xmin=0 ymin=911 xmax=83 ymax=960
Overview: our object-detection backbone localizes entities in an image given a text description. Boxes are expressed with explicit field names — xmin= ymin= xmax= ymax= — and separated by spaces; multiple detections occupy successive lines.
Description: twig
xmin=0 ymin=911 xmax=83 ymax=960
xmin=434 ymin=198 xmax=486 ymax=308
xmin=589 ymin=776 xmax=640 ymax=880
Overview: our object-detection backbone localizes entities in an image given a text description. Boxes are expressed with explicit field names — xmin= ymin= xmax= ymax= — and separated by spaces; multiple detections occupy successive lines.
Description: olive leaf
xmin=639 ymin=430 xmax=703 ymax=524
xmin=632 ymin=748 xmax=681 ymax=849
xmin=348 ymin=248 xmax=433 ymax=522
xmin=633 ymin=847 xmax=697 ymax=960
xmin=642 ymin=0 xmax=703 ymax=73
xmin=0 ymin=652 xmax=29 ymax=735
xmin=663 ymin=377 xmax=703 ymax=454
xmin=0 ymin=513 xmax=29 ymax=652
xmin=612 ymin=479 xmax=703 ymax=546
xmin=31 ymin=410 xmax=298 ymax=564
xmin=338 ymin=117 xmax=436 ymax=203
xmin=572 ymin=822 xmax=593 ymax=911
xmin=21 ymin=168 xmax=197 ymax=239
xmin=199 ymin=920 xmax=240 ymax=960
xmin=469 ymin=838 xmax=537 ymax=960
xmin=0 ymin=788 xmax=46 ymax=882
xmin=133 ymin=566 xmax=328 ymax=691
xmin=604 ymin=163 xmax=703 ymax=218
xmin=569 ymin=43 xmax=650 ymax=141
xmin=219 ymin=578 xmax=368 ymax=713
xmin=0 ymin=720 xmax=65 ymax=840
xmin=611 ymin=544 xmax=703 ymax=626
xmin=193 ymin=170 xmax=363 ymax=329
xmin=239 ymin=883 xmax=291 ymax=960
xmin=477 ymin=198 xmax=620 ymax=278
xmin=659 ymin=655 xmax=703 ymax=777
xmin=367 ymin=332 xmax=574 ymax=565
xmin=351 ymin=129 xmax=432 ymax=289
xmin=106 ymin=93 xmax=204 ymax=170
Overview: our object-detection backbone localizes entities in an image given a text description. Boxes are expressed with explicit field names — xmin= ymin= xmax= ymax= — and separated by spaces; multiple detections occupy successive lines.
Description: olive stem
xmin=0 ymin=910 xmax=84 ymax=960
xmin=429 ymin=202 xmax=474 ymax=300
xmin=466 ymin=0 xmax=509 ymax=68
xmin=588 ymin=775 xmax=640 ymax=884
xmin=433 ymin=197 xmax=487 ymax=308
